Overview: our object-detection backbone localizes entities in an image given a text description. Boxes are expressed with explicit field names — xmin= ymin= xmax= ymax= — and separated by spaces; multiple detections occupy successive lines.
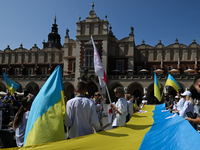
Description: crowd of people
xmin=3 ymin=76 xmax=200 ymax=147
xmin=164 ymin=77 xmax=200 ymax=133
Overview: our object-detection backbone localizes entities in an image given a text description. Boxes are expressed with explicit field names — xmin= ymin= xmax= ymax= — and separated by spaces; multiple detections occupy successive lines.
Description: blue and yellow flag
xmin=24 ymin=65 xmax=66 ymax=146
xmin=154 ymin=73 xmax=161 ymax=102
xmin=3 ymin=72 xmax=19 ymax=95
xmin=165 ymin=74 xmax=181 ymax=92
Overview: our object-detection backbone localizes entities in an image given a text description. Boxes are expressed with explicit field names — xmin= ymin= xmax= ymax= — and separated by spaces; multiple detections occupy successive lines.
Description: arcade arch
xmin=0 ymin=82 xmax=6 ymax=92
xmin=87 ymin=81 xmax=98 ymax=99
xmin=108 ymin=82 xmax=123 ymax=103
xmin=127 ymin=82 xmax=143 ymax=99
xmin=63 ymin=82 xmax=75 ymax=99
xmin=25 ymin=82 xmax=39 ymax=96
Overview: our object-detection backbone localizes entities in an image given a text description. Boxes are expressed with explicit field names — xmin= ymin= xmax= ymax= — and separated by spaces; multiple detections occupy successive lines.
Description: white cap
xmin=181 ymin=91 xmax=192 ymax=97
xmin=175 ymin=95 xmax=179 ymax=99
xmin=142 ymin=96 xmax=147 ymax=99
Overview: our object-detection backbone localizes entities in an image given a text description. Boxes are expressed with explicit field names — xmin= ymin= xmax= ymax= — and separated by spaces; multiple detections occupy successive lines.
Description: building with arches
xmin=0 ymin=3 xmax=200 ymax=103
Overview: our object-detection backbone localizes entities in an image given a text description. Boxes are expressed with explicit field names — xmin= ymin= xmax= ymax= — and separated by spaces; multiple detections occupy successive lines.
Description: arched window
xmin=68 ymin=46 xmax=72 ymax=56
xmin=99 ymin=24 xmax=103 ymax=34
xmin=15 ymin=53 xmax=18 ymax=63
xmin=124 ymin=44 xmax=128 ymax=56
xmin=81 ymin=25 xmax=85 ymax=35
xmin=90 ymin=24 xmax=94 ymax=35
xmin=44 ymin=53 xmax=47 ymax=62
xmin=170 ymin=50 xmax=174 ymax=60
xmin=28 ymin=53 xmax=32 ymax=63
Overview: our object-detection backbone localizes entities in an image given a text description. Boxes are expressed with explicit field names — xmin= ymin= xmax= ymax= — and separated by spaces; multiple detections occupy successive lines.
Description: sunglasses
xmin=95 ymin=94 xmax=101 ymax=97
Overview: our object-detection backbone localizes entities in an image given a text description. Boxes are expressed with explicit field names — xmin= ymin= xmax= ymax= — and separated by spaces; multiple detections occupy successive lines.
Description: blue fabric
xmin=139 ymin=103 xmax=200 ymax=150
xmin=24 ymin=65 xmax=64 ymax=144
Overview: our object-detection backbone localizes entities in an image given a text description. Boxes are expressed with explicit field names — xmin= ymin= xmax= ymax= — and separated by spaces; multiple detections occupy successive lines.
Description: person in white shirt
xmin=171 ymin=95 xmax=179 ymax=112
xmin=140 ymin=96 xmax=148 ymax=109
xmin=174 ymin=89 xmax=185 ymax=114
xmin=179 ymin=91 xmax=195 ymax=118
xmin=110 ymin=87 xmax=127 ymax=129
xmin=13 ymin=95 xmax=34 ymax=147
xmin=65 ymin=81 xmax=100 ymax=139
xmin=125 ymin=94 xmax=133 ymax=122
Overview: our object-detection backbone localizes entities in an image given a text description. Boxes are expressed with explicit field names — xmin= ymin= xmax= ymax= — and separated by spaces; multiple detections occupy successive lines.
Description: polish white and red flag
xmin=91 ymin=35 xmax=108 ymax=88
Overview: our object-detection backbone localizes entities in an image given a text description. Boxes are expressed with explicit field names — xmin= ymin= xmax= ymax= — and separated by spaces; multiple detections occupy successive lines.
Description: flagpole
xmin=105 ymin=84 xmax=112 ymax=104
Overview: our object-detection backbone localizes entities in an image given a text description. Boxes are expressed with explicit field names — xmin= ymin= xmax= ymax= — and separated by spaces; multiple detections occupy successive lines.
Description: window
xmin=15 ymin=54 xmax=18 ymax=63
xmin=81 ymin=25 xmax=85 ymax=35
xmin=72 ymin=62 xmax=76 ymax=73
xmin=116 ymin=60 xmax=124 ymax=73
xmin=15 ymin=68 xmax=19 ymax=75
xmin=124 ymin=45 xmax=128 ymax=56
xmin=167 ymin=66 xmax=173 ymax=73
xmin=2 ymin=68 xmax=6 ymax=73
xmin=42 ymin=68 xmax=47 ymax=75
xmin=68 ymin=46 xmax=72 ymax=56
xmin=137 ymin=66 xmax=142 ymax=74
xmin=28 ymin=53 xmax=32 ymax=63
xmin=28 ymin=68 xmax=33 ymax=75
xmin=151 ymin=66 xmax=156 ymax=74
xmin=85 ymin=50 xmax=93 ymax=67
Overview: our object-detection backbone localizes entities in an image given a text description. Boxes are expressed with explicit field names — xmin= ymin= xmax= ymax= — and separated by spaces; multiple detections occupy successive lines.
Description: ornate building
xmin=0 ymin=3 xmax=200 ymax=103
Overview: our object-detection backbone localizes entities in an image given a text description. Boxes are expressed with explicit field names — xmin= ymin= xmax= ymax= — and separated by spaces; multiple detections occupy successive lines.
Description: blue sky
xmin=0 ymin=0 xmax=200 ymax=50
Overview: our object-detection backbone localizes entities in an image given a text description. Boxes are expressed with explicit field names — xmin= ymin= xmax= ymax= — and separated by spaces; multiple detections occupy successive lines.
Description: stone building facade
xmin=0 ymin=4 xmax=200 ymax=103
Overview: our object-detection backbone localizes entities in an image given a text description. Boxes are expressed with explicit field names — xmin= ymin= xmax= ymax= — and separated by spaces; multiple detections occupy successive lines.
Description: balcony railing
xmin=107 ymin=74 xmax=197 ymax=80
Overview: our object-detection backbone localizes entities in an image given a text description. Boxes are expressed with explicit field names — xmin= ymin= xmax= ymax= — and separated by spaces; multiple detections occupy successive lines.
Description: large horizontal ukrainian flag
xmin=5 ymin=105 xmax=200 ymax=149
xmin=3 ymin=72 xmax=19 ymax=95
xmin=23 ymin=65 xmax=66 ymax=146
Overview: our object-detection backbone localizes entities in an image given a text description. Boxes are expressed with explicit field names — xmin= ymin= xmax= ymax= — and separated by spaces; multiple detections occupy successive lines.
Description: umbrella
xmin=184 ymin=69 xmax=194 ymax=73
xmin=169 ymin=69 xmax=179 ymax=73
xmin=0 ymin=91 xmax=7 ymax=95
xmin=112 ymin=69 xmax=120 ymax=72
xmin=15 ymin=91 xmax=24 ymax=96
xmin=139 ymin=69 xmax=149 ymax=73
xmin=126 ymin=69 xmax=135 ymax=72
xmin=154 ymin=69 xmax=164 ymax=74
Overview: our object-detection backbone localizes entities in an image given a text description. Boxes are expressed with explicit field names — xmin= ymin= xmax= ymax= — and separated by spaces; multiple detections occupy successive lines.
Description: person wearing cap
xmin=140 ymin=96 xmax=148 ymax=109
xmin=171 ymin=96 xmax=179 ymax=112
xmin=173 ymin=89 xmax=185 ymax=114
xmin=179 ymin=91 xmax=195 ymax=118
xmin=185 ymin=76 xmax=200 ymax=124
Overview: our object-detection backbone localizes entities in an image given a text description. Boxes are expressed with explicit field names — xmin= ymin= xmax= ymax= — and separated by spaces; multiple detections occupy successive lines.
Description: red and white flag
xmin=91 ymin=35 xmax=107 ymax=88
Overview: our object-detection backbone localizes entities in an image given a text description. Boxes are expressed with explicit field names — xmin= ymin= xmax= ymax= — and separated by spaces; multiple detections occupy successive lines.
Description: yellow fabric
xmin=6 ymin=85 xmax=15 ymax=96
xmin=24 ymin=100 xmax=65 ymax=146
xmin=61 ymin=90 xmax=66 ymax=119
xmin=4 ymin=105 xmax=155 ymax=150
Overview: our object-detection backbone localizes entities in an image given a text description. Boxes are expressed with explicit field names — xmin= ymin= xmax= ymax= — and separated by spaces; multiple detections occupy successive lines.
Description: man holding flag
xmin=91 ymin=35 xmax=113 ymax=123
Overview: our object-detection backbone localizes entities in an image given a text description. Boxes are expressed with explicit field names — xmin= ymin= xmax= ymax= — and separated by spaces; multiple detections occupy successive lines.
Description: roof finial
xmin=92 ymin=2 xmax=94 ymax=10
xmin=79 ymin=15 xmax=81 ymax=21
xmin=54 ymin=12 xmax=57 ymax=24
